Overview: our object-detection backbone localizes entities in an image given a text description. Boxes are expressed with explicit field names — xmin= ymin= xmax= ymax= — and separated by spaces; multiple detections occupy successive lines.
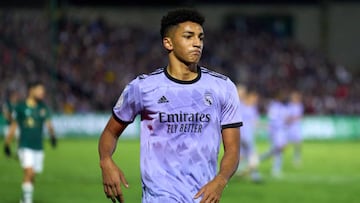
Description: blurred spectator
xmin=1 ymin=11 xmax=359 ymax=114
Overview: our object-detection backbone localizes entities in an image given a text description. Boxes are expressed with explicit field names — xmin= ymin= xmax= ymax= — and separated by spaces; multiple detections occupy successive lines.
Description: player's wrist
xmin=216 ymin=173 xmax=228 ymax=187
xmin=99 ymin=157 xmax=113 ymax=168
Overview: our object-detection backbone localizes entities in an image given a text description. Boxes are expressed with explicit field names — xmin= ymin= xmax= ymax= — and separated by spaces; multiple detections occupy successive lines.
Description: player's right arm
xmin=99 ymin=116 xmax=129 ymax=203
xmin=100 ymin=78 xmax=141 ymax=203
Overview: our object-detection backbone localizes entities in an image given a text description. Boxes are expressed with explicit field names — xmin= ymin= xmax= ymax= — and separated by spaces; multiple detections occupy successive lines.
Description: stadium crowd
xmin=1 ymin=11 xmax=359 ymax=114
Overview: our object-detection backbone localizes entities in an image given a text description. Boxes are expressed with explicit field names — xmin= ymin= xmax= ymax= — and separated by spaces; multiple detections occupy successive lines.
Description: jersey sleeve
xmin=220 ymin=79 xmax=243 ymax=129
xmin=112 ymin=78 xmax=142 ymax=123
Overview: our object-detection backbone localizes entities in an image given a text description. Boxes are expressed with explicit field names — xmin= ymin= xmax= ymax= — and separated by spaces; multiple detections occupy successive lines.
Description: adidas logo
xmin=158 ymin=96 xmax=169 ymax=104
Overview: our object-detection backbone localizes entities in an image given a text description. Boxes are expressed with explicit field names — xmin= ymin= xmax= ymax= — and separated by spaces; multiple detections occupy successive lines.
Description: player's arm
xmin=3 ymin=106 xmax=12 ymax=122
xmin=195 ymin=127 xmax=240 ymax=203
xmin=4 ymin=121 xmax=18 ymax=157
xmin=99 ymin=116 xmax=129 ymax=203
xmin=46 ymin=120 xmax=57 ymax=148
xmin=219 ymin=127 xmax=240 ymax=181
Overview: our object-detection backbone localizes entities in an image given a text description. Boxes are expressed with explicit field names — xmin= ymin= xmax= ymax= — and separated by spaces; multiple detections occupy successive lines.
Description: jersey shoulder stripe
xmin=138 ymin=68 xmax=165 ymax=80
xmin=200 ymin=67 xmax=228 ymax=80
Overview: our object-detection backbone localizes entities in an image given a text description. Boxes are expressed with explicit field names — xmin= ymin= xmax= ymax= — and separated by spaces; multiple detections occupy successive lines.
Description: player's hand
xmin=100 ymin=158 xmax=129 ymax=203
xmin=50 ymin=136 xmax=57 ymax=149
xmin=4 ymin=144 xmax=11 ymax=157
xmin=194 ymin=175 xmax=228 ymax=203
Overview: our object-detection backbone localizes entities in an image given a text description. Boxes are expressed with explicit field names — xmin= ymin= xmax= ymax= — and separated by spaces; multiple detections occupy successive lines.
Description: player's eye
xmin=183 ymin=35 xmax=192 ymax=39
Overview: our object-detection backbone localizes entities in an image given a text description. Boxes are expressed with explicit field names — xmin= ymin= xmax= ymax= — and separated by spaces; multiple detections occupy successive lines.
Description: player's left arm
xmin=194 ymin=127 xmax=240 ymax=203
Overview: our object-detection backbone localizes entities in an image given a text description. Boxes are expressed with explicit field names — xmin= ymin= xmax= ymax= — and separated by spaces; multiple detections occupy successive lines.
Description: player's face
xmin=291 ymin=92 xmax=302 ymax=103
xmin=10 ymin=92 xmax=20 ymax=103
xmin=248 ymin=93 xmax=259 ymax=105
xmin=31 ymin=85 xmax=46 ymax=101
xmin=237 ymin=85 xmax=247 ymax=100
xmin=167 ymin=21 xmax=204 ymax=64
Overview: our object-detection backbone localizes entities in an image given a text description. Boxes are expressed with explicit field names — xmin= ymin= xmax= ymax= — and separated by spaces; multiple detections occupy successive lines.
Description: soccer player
xmin=260 ymin=90 xmax=288 ymax=177
xmin=4 ymin=81 xmax=57 ymax=203
xmin=286 ymin=90 xmax=304 ymax=167
xmin=99 ymin=9 xmax=242 ymax=203
xmin=236 ymin=88 xmax=262 ymax=182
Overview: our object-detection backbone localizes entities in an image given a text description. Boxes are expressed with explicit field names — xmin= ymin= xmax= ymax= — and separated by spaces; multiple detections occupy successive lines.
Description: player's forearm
xmin=218 ymin=146 xmax=240 ymax=183
xmin=99 ymin=117 xmax=127 ymax=167
xmin=99 ymin=129 xmax=119 ymax=163
xmin=218 ymin=127 xmax=240 ymax=183
xmin=47 ymin=121 xmax=56 ymax=137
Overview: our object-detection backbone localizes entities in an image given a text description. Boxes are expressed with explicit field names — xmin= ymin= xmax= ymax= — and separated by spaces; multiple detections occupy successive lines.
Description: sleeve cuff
xmin=112 ymin=110 xmax=132 ymax=125
xmin=221 ymin=122 xmax=243 ymax=129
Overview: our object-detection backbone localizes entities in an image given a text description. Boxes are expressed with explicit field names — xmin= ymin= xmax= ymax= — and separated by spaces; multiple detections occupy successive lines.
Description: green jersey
xmin=14 ymin=101 xmax=51 ymax=150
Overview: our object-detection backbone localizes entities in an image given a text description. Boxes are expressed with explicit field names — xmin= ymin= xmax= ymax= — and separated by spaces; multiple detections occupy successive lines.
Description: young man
xmin=236 ymin=88 xmax=262 ymax=182
xmin=261 ymin=90 xmax=288 ymax=177
xmin=286 ymin=91 xmax=304 ymax=167
xmin=5 ymin=81 xmax=57 ymax=203
xmin=99 ymin=9 xmax=242 ymax=203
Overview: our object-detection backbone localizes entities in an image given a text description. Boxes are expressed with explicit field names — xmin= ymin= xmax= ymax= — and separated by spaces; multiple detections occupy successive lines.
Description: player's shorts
xmin=18 ymin=148 xmax=44 ymax=173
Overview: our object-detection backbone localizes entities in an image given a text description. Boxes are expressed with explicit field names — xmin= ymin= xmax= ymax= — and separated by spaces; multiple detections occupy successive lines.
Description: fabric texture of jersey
xmin=14 ymin=101 xmax=50 ymax=150
xmin=113 ymin=67 xmax=242 ymax=203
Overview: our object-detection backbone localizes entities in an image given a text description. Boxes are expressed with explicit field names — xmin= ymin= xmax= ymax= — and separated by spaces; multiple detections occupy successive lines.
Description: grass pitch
xmin=0 ymin=138 xmax=359 ymax=203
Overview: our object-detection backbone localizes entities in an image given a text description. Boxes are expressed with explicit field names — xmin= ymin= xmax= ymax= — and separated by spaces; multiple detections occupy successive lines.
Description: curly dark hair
xmin=160 ymin=8 xmax=205 ymax=39
xmin=27 ymin=80 xmax=44 ymax=90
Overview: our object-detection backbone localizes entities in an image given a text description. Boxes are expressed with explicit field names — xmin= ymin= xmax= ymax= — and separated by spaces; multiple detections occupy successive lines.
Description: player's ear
xmin=163 ymin=37 xmax=173 ymax=51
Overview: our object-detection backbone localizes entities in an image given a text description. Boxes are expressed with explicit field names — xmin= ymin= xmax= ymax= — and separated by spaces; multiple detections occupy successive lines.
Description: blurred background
xmin=1 ymin=0 xmax=360 ymax=114
xmin=0 ymin=1 xmax=359 ymax=203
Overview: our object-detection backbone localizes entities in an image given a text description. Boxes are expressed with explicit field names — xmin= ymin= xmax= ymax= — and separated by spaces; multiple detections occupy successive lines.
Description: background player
xmin=2 ymin=88 xmax=20 ymax=141
xmin=236 ymin=87 xmax=262 ymax=182
xmin=260 ymin=90 xmax=288 ymax=177
xmin=236 ymin=84 xmax=247 ymax=104
xmin=286 ymin=90 xmax=304 ymax=167
xmin=5 ymin=81 xmax=57 ymax=203
xmin=98 ymin=9 xmax=242 ymax=203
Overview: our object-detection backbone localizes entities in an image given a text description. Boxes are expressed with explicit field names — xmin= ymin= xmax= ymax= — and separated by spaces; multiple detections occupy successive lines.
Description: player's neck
xmin=26 ymin=97 xmax=37 ymax=107
xmin=167 ymin=60 xmax=198 ymax=81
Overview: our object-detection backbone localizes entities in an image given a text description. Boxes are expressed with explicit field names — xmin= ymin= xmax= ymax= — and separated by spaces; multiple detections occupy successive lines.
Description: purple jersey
xmin=267 ymin=101 xmax=288 ymax=148
xmin=287 ymin=102 xmax=304 ymax=142
xmin=240 ymin=103 xmax=259 ymax=156
xmin=241 ymin=104 xmax=259 ymax=141
xmin=113 ymin=67 xmax=242 ymax=203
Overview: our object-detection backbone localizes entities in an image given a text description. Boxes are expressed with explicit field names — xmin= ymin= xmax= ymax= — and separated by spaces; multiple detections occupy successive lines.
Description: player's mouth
xmin=190 ymin=50 xmax=202 ymax=56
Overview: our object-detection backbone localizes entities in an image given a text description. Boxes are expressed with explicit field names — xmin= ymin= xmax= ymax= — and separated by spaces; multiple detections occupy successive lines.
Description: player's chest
xmin=141 ymin=87 xmax=219 ymax=113
xmin=20 ymin=107 xmax=46 ymax=120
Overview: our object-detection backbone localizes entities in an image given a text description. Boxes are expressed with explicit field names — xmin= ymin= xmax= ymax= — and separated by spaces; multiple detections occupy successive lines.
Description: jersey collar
xmin=164 ymin=66 xmax=201 ymax=84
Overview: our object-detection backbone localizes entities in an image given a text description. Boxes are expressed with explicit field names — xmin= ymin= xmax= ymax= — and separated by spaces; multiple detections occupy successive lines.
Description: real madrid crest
xmin=204 ymin=93 xmax=213 ymax=106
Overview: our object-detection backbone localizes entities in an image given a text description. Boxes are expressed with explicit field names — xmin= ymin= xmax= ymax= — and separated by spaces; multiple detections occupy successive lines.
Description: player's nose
xmin=193 ymin=37 xmax=202 ymax=48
